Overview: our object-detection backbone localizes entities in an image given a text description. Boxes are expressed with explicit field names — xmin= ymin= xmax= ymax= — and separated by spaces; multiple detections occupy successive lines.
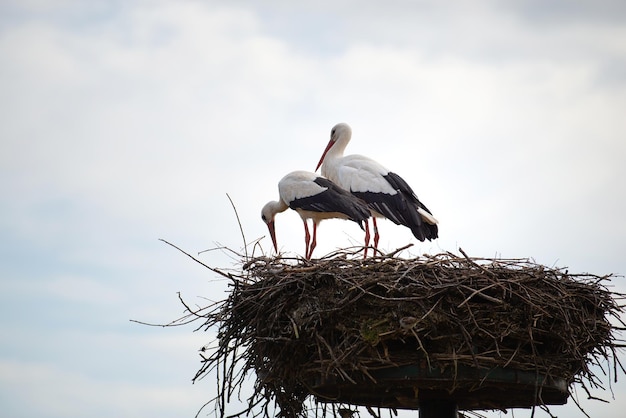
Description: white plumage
xmin=315 ymin=123 xmax=438 ymax=257
xmin=261 ymin=170 xmax=371 ymax=259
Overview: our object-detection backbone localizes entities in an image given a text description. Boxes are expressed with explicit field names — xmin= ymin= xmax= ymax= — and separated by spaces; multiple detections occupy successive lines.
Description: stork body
xmin=261 ymin=170 xmax=371 ymax=259
xmin=315 ymin=123 xmax=438 ymax=256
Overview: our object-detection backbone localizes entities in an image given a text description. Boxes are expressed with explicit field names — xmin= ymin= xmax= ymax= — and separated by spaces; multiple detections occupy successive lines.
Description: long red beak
xmin=267 ymin=220 xmax=278 ymax=252
xmin=315 ymin=139 xmax=335 ymax=172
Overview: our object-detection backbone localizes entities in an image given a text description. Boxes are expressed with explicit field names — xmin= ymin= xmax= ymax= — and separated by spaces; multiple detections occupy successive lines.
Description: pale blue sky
xmin=1 ymin=1 xmax=625 ymax=417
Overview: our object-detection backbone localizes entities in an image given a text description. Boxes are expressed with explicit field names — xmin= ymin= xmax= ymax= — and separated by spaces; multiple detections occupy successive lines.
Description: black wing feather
xmin=288 ymin=177 xmax=370 ymax=227
xmin=351 ymin=172 xmax=438 ymax=241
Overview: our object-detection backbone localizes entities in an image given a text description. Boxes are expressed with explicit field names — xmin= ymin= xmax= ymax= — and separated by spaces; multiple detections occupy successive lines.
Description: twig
xmin=159 ymin=238 xmax=232 ymax=279
xmin=226 ymin=193 xmax=248 ymax=261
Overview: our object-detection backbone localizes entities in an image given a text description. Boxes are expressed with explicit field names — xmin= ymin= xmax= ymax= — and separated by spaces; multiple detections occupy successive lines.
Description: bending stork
xmin=261 ymin=170 xmax=371 ymax=259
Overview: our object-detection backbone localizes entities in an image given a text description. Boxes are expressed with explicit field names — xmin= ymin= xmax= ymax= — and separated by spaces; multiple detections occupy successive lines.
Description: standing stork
xmin=315 ymin=123 xmax=438 ymax=257
xmin=261 ymin=170 xmax=371 ymax=259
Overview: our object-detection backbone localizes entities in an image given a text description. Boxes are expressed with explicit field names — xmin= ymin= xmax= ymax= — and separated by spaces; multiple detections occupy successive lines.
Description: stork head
xmin=261 ymin=202 xmax=278 ymax=252
xmin=315 ymin=122 xmax=352 ymax=172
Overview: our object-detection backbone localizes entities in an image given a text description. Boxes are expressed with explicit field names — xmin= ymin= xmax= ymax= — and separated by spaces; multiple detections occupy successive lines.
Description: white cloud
xmin=0 ymin=358 xmax=208 ymax=418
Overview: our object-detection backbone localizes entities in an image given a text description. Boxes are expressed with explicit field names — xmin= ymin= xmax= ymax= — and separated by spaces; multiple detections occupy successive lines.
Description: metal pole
xmin=418 ymin=399 xmax=458 ymax=418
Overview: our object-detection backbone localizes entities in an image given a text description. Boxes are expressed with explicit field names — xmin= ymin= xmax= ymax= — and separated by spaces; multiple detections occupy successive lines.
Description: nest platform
xmin=190 ymin=249 xmax=625 ymax=418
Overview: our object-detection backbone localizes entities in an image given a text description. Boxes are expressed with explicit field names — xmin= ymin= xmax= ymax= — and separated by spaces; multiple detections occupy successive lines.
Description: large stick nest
xmin=188 ymin=248 xmax=625 ymax=418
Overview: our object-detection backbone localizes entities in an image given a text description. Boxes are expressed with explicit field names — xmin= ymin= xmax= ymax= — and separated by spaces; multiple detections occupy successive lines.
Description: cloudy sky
xmin=1 ymin=0 xmax=625 ymax=417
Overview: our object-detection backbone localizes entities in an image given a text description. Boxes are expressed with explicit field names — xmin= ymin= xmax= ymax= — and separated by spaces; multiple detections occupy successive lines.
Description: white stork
xmin=315 ymin=123 xmax=438 ymax=257
xmin=261 ymin=170 xmax=371 ymax=259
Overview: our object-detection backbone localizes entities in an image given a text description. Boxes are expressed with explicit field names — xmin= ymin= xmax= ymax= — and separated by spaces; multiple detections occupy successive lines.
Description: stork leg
xmin=308 ymin=222 xmax=318 ymax=259
xmin=372 ymin=217 xmax=380 ymax=251
xmin=363 ymin=220 xmax=371 ymax=259
xmin=303 ymin=220 xmax=311 ymax=259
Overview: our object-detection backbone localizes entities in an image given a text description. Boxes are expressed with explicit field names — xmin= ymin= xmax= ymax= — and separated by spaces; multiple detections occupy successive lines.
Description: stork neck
xmin=270 ymin=199 xmax=289 ymax=215
xmin=327 ymin=135 xmax=349 ymax=160
xmin=320 ymin=136 xmax=349 ymax=181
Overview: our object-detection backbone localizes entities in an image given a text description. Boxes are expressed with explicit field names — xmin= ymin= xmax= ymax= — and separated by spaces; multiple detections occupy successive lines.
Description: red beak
xmin=267 ymin=220 xmax=278 ymax=252
xmin=315 ymin=139 xmax=335 ymax=172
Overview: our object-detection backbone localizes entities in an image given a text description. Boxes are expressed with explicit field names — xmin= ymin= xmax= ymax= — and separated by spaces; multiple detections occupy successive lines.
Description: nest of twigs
xmin=185 ymin=247 xmax=625 ymax=418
